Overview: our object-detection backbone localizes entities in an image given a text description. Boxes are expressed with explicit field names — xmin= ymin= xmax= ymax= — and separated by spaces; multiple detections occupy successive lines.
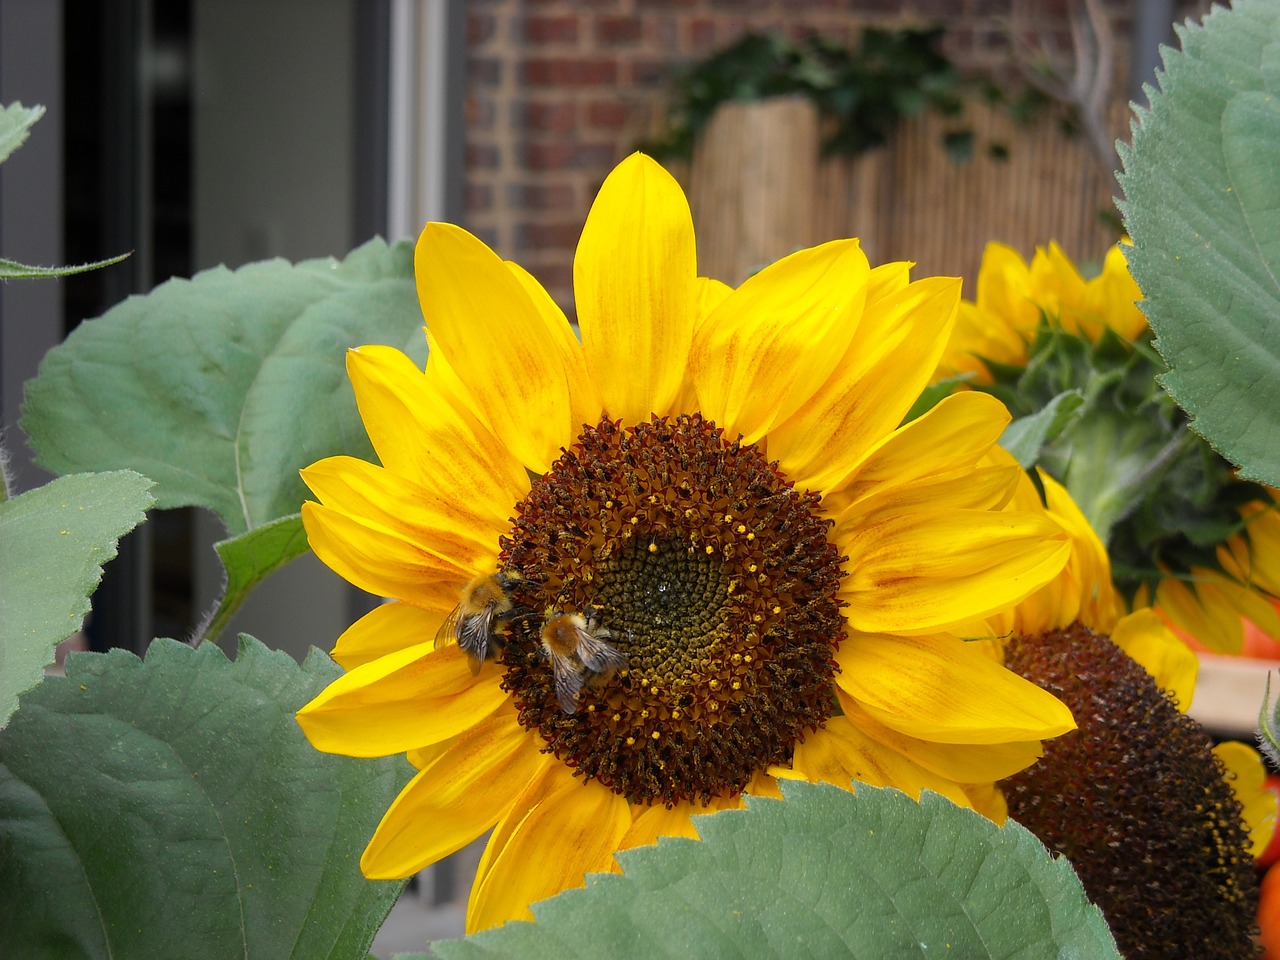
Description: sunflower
xmin=295 ymin=154 xmax=1076 ymax=932
xmin=937 ymin=240 xmax=1280 ymax=653
xmin=974 ymin=464 xmax=1275 ymax=958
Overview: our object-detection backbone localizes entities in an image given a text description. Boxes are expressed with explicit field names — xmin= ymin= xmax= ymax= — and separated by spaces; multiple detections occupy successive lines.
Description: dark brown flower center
xmin=498 ymin=414 xmax=846 ymax=805
xmin=1002 ymin=623 xmax=1259 ymax=960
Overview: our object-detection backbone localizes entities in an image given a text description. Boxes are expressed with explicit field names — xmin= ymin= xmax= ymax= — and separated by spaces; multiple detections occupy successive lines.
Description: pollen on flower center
xmin=498 ymin=414 xmax=846 ymax=806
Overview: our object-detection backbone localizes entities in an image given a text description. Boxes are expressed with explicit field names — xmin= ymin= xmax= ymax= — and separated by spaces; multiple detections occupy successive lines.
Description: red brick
xmin=521 ymin=141 xmax=617 ymax=171
xmin=523 ymin=15 xmax=580 ymax=44
xmin=467 ymin=143 xmax=501 ymax=170
xmin=518 ymin=221 xmax=583 ymax=249
xmin=469 ymin=57 xmax=502 ymax=86
xmin=521 ymin=101 xmax=578 ymax=134
xmin=585 ymin=100 xmax=630 ymax=130
xmin=467 ymin=12 xmax=496 ymax=45
xmin=466 ymin=95 xmax=496 ymax=131
xmin=688 ymin=17 xmax=717 ymax=47
xmin=466 ymin=183 xmax=494 ymax=213
xmin=521 ymin=57 xmax=619 ymax=87
xmin=595 ymin=15 xmax=643 ymax=45
xmin=653 ymin=17 xmax=678 ymax=48
xmin=629 ymin=59 xmax=668 ymax=87
xmin=508 ymin=182 xmax=577 ymax=211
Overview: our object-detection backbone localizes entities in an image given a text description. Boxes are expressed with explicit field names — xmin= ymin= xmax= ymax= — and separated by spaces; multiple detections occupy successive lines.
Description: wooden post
xmin=686 ymin=95 xmax=821 ymax=285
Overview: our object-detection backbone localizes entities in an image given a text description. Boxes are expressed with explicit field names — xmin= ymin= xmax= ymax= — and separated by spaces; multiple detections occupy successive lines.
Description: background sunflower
xmin=936 ymin=240 xmax=1280 ymax=653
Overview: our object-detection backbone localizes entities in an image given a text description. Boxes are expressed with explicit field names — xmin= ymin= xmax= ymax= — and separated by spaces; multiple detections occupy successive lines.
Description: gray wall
xmin=191 ymin=0 xmax=364 ymax=662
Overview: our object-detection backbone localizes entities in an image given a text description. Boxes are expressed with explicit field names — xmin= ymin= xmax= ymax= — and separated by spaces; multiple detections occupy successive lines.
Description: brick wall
xmin=462 ymin=0 xmax=1166 ymax=311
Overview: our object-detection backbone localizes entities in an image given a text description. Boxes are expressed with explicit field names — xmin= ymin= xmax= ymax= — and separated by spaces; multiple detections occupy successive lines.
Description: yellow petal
xmin=302 ymin=455 xmax=502 ymax=566
xmin=416 ymin=222 xmax=580 ymax=473
xmin=505 ymin=258 xmax=602 ymax=432
xmin=1215 ymin=740 xmax=1277 ymax=860
xmin=1081 ymin=243 xmax=1147 ymax=341
xmin=841 ymin=508 xmax=1070 ymax=634
xmin=671 ymin=276 xmax=737 ymax=412
xmin=576 ymin=154 xmax=697 ymax=424
xmin=836 ymin=632 xmax=1076 ymax=743
xmin=1156 ymin=573 xmax=1244 ymax=654
xmin=301 ymin=501 xmax=481 ymax=610
xmin=1231 ymin=499 xmax=1280 ymax=595
xmin=619 ymin=803 xmax=702 ymax=851
xmin=345 ymin=345 xmax=528 ymax=523
xmin=745 ymin=768 xmax=784 ymax=800
xmin=962 ymin=781 xmax=1009 ymax=824
xmin=1038 ymin=472 xmax=1118 ymax=633
xmin=467 ymin=764 xmax=632 ymax=932
xmin=296 ymin=642 xmax=508 ymax=757
xmin=769 ymin=276 xmax=960 ymax=493
xmin=865 ymin=260 xmax=912 ymax=304
xmin=620 ymin=794 xmax=740 ymax=852
xmin=838 ymin=691 xmax=1046 ymax=782
xmin=829 ymin=392 xmax=1011 ymax=514
xmin=695 ymin=275 xmax=735 ymax=321
xmin=788 ymin=714 xmax=972 ymax=807
xmin=1111 ymin=609 xmax=1198 ymax=710
xmin=361 ymin=704 xmax=547 ymax=878
xmin=839 ymin=465 xmax=1020 ymax=524
xmin=331 ymin=601 xmax=446 ymax=670
xmin=975 ymin=242 xmax=1038 ymax=332
xmin=691 ymin=238 xmax=869 ymax=444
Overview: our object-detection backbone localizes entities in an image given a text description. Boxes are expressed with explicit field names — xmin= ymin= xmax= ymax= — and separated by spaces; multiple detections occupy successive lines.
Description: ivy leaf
xmin=0 ymin=101 xmax=44 ymax=165
xmin=0 ymin=470 xmax=153 ymax=729
xmin=1118 ymin=0 xmax=1280 ymax=486
xmin=0 ymin=636 xmax=411 ymax=959
xmin=431 ymin=782 xmax=1120 ymax=959
xmin=999 ymin=390 xmax=1085 ymax=469
xmin=21 ymin=237 xmax=426 ymax=537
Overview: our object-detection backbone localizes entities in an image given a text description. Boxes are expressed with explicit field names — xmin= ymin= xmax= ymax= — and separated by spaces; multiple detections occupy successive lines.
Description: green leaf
xmin=22 ymin=237 xmax=426 ymax=536
xmin=998 ymin=390 xmax=1085 ymax=469
xmin=899 ymin=372 xmax=973 ymax=425
xmin=432 ymin=781 xmax=1120 ymax=960
xmin=0 ymin=251 xmax=130 ymax=280
xmin=1118 ymin=0 xmax=1280 ymax=486
xmin=0 ymin=636 xmax=411 ymax=959
xmin=200 ymin=513 xmax=311 ymax=644
xmin=0 ymin=470 xmax=153 ymax=728
xmin=0 ymin=101 xmax=44 ymax=165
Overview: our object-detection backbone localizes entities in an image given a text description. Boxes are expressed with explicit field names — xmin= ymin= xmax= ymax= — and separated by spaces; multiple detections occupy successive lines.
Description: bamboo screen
xmin=684 ymin=95 xmax=1128 ymax=294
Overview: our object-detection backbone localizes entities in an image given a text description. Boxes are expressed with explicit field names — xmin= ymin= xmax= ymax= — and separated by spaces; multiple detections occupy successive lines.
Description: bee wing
xmin=550 ymin=652 xmax=585 ymax=715
xmin=575 ymin=629 xmax=626 ymax=675
xmin=434 ymin=604 xmax=463 ymax=650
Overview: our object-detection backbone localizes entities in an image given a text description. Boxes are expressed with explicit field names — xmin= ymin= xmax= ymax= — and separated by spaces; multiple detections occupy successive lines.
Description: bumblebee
xmin=435 ymin=572 xmax=526 ymax=673
xmin=539 ymin=608 xmax=627 ymax=714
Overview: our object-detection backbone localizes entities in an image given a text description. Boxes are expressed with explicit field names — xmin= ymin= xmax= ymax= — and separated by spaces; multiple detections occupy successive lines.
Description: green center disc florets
xmin=499 ymin=414 xmax=846 ymax=806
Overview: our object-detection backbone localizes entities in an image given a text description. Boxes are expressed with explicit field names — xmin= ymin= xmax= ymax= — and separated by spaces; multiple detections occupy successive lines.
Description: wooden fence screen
xmin=684 ymin=96 xmax=1128 ymax=294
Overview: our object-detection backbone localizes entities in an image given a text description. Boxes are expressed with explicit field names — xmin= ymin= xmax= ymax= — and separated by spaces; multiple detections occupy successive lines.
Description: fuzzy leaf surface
xmin=432 ymin=781 xmax=1120 ymax=959
xmin=0 ymin=101 xmax=44 ymax=164
xmin=1119 ymin=0 xmax=1280 ymax=485
xmin=0 ymin=470 xmax=153 ymax=728
xmin=21 ymin=238 xmax=425 ymax=536
xmin=0 ymin=637 xmax=411 ymax=959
